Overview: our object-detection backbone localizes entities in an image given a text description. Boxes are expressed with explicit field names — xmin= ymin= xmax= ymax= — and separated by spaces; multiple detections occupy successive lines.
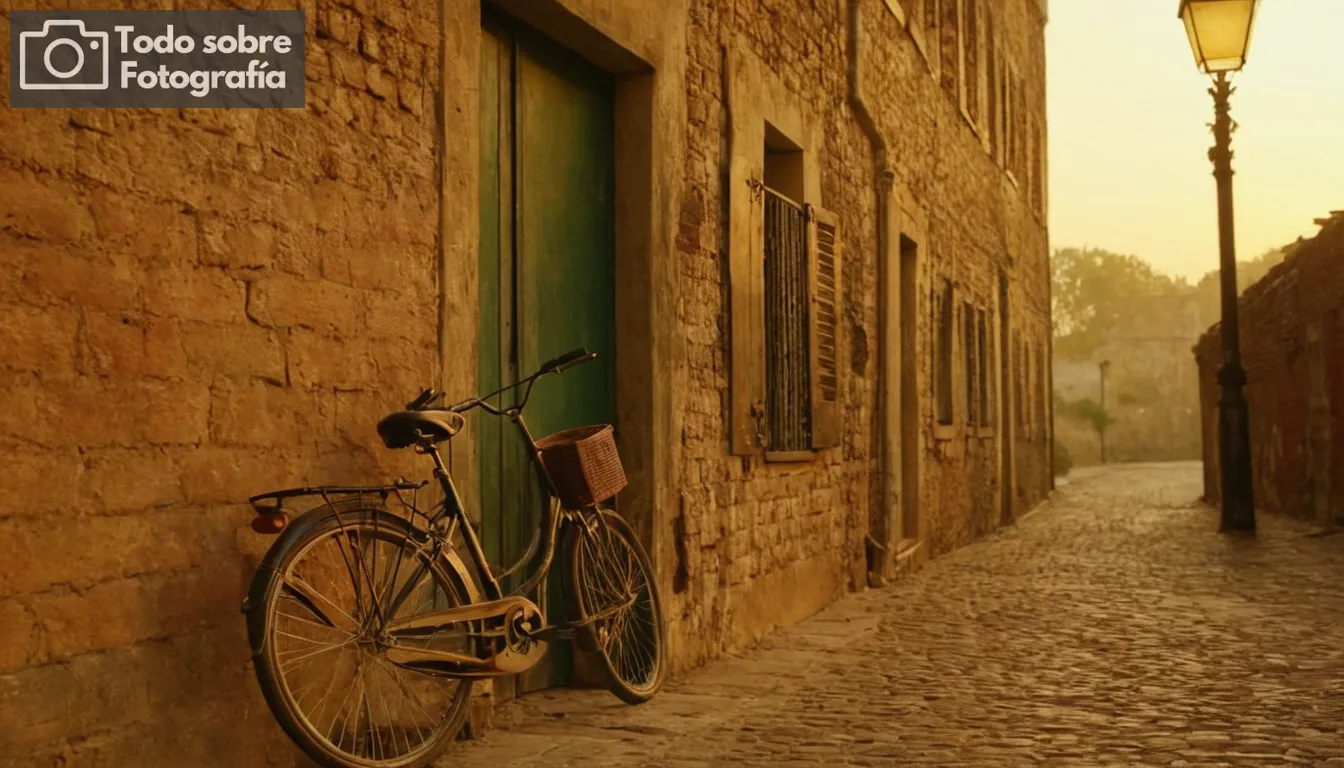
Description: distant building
xmin=1054 ymin=292 xmax=1206 ymax=465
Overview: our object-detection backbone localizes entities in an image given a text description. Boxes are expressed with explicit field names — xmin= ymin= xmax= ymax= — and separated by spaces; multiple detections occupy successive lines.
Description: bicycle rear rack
xmin=247 ymin=480 xmax=429 ymax=534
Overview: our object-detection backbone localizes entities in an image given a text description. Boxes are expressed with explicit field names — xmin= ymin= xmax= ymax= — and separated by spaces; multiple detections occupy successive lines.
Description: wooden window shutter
xmin=729 ymin=176 xmax=767 ymax=456
xmin=806 ymin=204 xmax=842 ymax=449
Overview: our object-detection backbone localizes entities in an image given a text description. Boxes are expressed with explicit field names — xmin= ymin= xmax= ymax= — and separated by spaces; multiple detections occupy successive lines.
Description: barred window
xmin=756 ymin=183 xmax=844 ymax=455
xmin=939 ymin=0 xmax=960 ymax=101
xmin=936 ymin=280 xmax=955 ymax=425
xmin=963 ymin=0 xmax=981 ymax=126
xmin=964 ymin=301 xmax=977 ymax=425
xmin=764 ymin=190 xmax=810 ymax=451
xmin=977 ymin=308 xmax=991 ymax=427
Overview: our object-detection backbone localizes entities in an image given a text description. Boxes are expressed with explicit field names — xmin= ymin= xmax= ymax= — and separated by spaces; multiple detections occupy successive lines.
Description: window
xmin=1005 ymin=66 xmax=1021 ymax=182
xmin=764 ymin=189 xmax=809 ymax=451
xmin=964 ymin=300 xmax=977 ymax=425
xmin=922 ymin=0 xmax=939 ymax=62
xmin=1029 ymin=115 xmax=1045 ymax=215
xmin=936 ymin=280 xmax=954 ymax=425
xmin=977 ymin=308 xmax=991 ymax=427
xmin=998 ymin=58 xmax=1011 ymax=169
xmin=939 ymin=0 xmax=960 ymax=101
xmin=963 ymin=0 xmax=981 ymax=127
xmin=1035 ymin=341 xmax=1047 ymax=438
xmin=1011 ymin=74 xmax=1027 ymax=181
xmin=1014 ymin=332 xmax=1025 ymax=429
xmin=987 ymin=33 xmax=1000 ymax=159
xmin=752 ymin=129 xmax=842 ymax=455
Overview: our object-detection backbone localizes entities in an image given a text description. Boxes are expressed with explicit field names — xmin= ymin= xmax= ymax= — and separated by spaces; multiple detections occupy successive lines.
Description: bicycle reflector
xmin=251 ymin=513 xmax=288 ymax=534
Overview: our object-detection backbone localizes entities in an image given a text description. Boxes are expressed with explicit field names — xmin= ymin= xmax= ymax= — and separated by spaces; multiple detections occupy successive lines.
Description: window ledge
xmin=933 ymin=423 xmax=958 ymax=441
xmin=765 ymin=450 xmax=816 ymax=464
xmin=974 ymin=425 xmax=995 ymax=439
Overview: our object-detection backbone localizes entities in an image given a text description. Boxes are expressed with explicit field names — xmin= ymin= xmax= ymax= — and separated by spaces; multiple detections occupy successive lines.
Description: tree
xmin=1191 ymin=246 xmax=1289 ymax=327
xmin=1051 ymin=247 xmax=1186 ymax=360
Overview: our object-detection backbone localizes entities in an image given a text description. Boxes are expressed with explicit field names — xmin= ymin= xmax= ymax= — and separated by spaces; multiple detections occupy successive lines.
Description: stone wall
xmin=1195 ymin=215 xmax=1344 ymax=525
xmin=1 ymin=0 xmax=443 ymax=763
xmin=668 ymin=0 xmax=1052 ymax=669
xmin=0 ymin=0 xmax=1052 ymax=763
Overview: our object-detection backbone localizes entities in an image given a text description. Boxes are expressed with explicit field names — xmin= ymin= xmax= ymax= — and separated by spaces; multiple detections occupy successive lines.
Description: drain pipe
xmin=849 ymin=0 xmax=900 ymax=585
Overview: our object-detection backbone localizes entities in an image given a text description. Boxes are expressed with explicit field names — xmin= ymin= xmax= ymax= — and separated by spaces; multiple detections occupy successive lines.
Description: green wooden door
xmin=478 ymin=16 xmax=616 ymax=698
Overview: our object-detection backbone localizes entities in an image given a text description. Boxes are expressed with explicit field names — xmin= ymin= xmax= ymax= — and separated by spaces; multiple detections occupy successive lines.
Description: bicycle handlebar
xmin=403 ymin=347 xmax=598 ymax=417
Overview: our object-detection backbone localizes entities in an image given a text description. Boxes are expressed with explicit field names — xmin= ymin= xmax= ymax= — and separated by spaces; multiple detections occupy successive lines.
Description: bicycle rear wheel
xmin=563 ymin=507 xmax=667 ymax=703
xmin=246 ymin=505 xmax=475 ymax=768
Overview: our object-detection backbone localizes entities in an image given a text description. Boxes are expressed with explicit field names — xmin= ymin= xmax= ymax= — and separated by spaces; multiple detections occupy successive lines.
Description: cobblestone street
xmin=449 ymin=462 xmax=1344 ymax=766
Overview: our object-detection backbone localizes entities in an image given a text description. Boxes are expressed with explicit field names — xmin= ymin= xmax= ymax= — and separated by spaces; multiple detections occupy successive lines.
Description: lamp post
xmin=1178 ymin=0 xmax=1259 ymax=532
xmin=1098 ymin=359 xmax=1110 ymax=464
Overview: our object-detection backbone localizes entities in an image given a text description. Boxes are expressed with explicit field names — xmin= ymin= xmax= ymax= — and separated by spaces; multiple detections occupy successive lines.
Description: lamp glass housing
xmin=1179 ymin=0 xmax=1259 ymax=73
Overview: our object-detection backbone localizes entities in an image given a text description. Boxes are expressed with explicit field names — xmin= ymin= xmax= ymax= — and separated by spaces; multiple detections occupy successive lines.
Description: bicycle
xmin=241 ymin=348 xmax=667 ymax=768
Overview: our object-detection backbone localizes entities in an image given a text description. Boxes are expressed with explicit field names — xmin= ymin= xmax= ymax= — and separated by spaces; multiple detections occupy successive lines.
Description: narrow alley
xmin=451 ymin=463 xmax=1344 ymax=766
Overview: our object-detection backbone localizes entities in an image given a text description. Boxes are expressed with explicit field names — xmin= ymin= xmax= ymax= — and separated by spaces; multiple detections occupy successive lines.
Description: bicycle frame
xmin=247 ymin=349 xmax=617 ymax=676
xmin=416 ymin=406 xmax=579 ymax=609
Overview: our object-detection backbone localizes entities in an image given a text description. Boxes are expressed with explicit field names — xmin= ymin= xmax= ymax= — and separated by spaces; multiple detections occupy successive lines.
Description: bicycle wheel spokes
xmin=265 ymin=517 xmax=473 ymax=766
xmin=574 ymin=518 xmax=660 ymax=690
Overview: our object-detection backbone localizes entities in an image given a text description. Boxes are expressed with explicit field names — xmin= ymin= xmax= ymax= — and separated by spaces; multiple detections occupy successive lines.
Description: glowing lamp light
xmin=1179 ymin=0 xmax=1260 ymax=73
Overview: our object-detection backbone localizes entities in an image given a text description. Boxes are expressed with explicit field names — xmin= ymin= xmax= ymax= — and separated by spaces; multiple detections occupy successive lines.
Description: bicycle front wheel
xmin=563 ymin=507 xmax=668 ymax=704
xmin=246 ymin=505 xmax=475 ymax=768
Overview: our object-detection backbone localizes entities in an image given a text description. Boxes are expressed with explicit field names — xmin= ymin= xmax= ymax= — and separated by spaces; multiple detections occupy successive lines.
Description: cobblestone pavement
xmin=447 ymin=463 xmax=1344 ymax=766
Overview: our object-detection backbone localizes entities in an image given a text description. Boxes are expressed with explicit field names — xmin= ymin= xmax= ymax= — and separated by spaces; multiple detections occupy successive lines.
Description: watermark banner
xmin=9 ymin=10 xmax=305 ymax=108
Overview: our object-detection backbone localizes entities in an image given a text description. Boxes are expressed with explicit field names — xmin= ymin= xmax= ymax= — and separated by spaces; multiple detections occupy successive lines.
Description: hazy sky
xmin=1047 ymin=1 xmax=1344 ymax=282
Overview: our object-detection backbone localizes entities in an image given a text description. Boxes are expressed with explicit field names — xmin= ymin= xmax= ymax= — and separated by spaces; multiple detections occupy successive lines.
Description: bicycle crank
xmin=382 ymin=595 xmax=549 ymax=678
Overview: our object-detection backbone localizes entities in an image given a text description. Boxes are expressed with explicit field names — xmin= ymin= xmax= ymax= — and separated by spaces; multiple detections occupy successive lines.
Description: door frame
xmin=443 ymin=0 xmax=686 ymax=698
xmin=999 ymin=270 xmax=1014 ymax=525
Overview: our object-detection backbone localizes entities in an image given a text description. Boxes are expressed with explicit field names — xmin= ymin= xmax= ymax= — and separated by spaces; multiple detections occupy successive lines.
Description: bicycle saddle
xmin=377 ymin=410 xmax=466 ymax=449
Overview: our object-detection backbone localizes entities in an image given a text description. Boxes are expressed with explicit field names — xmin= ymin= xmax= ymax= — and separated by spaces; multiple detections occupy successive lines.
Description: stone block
xmin=180 ymin=323 xmax=287 ymax=384
xmin=179 ymin=446 xmax=294 ymax=504
xmin=143 ymin=265 xmax=247 ymax=325
xmin=18 ymin=248 xmax=141 ymax=315
xmin=208 ymin=380 xmax=307 ymax=447
xmin=0 ymin=305 xmax=78 ymax=377
xmin=0 ymin=515 xmax=134 ymax=598
xmin=247 ymin=273 xmax=364 ymax=336
xmin=1 ymin=446 xmax=81 ymax=517
xmin=0 ymin=108 xmax=76 ymax=173
xmin=287 ymin=329 xmax=377 ymax=391
xmin=198 ymin=216 xmax=277 ymax=271
xmin=0 ymin=598 xmax=36 ymax=673
xmin=80 ymin=447 xmax=183 ymax=513
xmin=0 ymin=168 xmax=94 ymax=243
xmin=89 ymin=188 xmax=197 ymax=264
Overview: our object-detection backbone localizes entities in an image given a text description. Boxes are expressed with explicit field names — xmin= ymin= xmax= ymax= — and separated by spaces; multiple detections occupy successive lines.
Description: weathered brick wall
xmin=1 ymin=0 xmax=1052 ymax=760
xmin=671 ymin=0 xmax=871 ymax=669
xmin=1195 ymin=217 xmax=1344 ymax=524
xmin=0 ymin=1 xmax=442 ymax=763
xmin=669 ymin=0 xmax=1052 ymax=668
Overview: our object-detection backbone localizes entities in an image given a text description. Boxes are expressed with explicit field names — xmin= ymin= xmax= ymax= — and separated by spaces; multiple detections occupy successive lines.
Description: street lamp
xmin=1178 ymin=0 xmax=1258 ymax=533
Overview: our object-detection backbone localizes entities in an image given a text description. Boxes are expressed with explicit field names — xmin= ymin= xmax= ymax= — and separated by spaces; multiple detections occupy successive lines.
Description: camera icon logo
xmin=18 ymin=19 xmax=110 ymax=91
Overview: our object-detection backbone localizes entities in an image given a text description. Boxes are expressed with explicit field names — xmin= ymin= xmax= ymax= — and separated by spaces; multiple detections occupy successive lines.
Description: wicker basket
xmin=535 ymin=424 xmax=627 ymax=509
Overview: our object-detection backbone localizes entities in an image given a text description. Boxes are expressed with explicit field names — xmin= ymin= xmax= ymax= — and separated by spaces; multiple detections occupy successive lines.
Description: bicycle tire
xmin=245 ymin=504 xmax=475 ymax=768
xmin=562 ymin=508 xmax=668 ymax=704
